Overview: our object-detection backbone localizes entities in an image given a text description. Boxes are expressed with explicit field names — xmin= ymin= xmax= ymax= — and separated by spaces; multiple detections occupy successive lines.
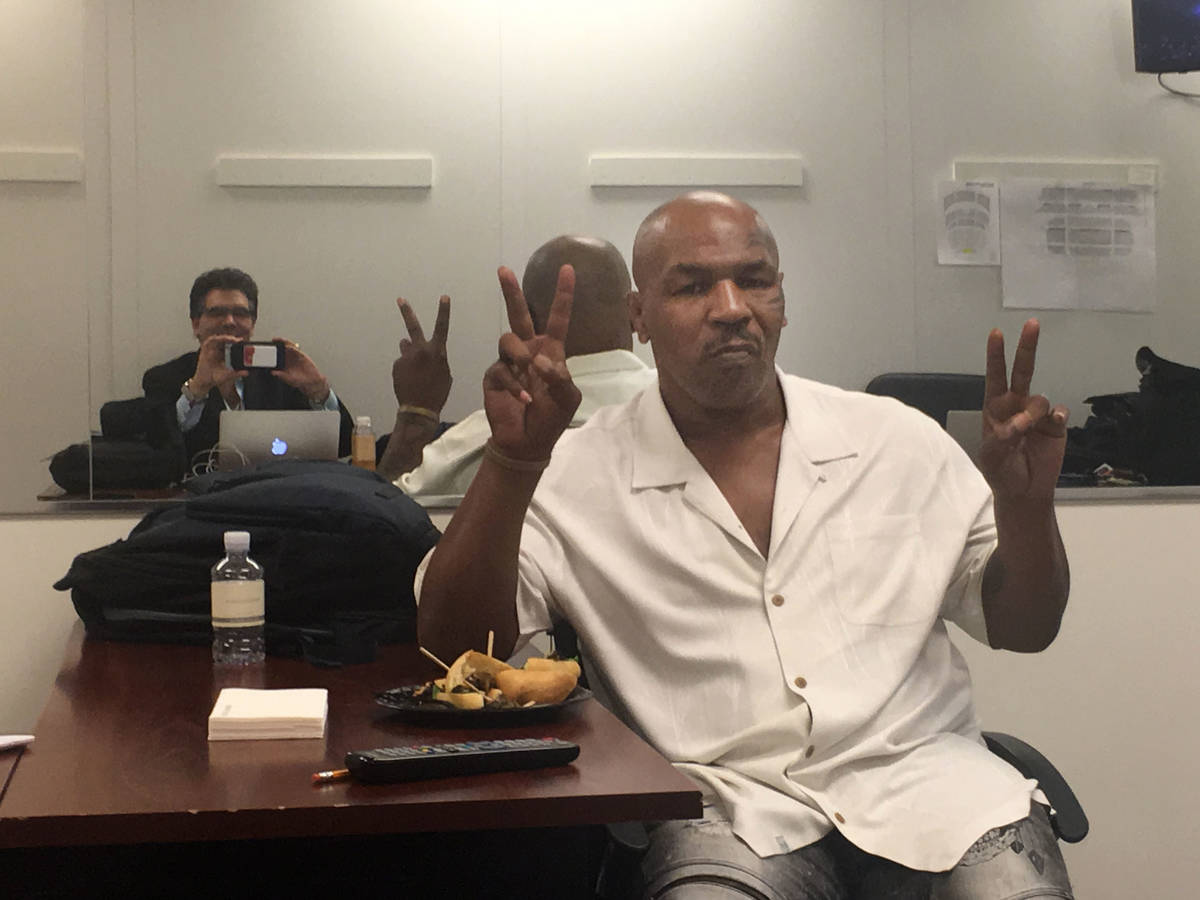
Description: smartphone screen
xmin=228 ymin=341 xmax=285 ymax=370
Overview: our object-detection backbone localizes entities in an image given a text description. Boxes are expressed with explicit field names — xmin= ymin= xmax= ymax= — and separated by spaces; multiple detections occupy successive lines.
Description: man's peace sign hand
xmin=392 ymin=295 xmax=452 ymax=414
xmin=483 ymin=264 xmax=581 ymax=461
xmin=978 ymin=319 xmax=1070 ymax=501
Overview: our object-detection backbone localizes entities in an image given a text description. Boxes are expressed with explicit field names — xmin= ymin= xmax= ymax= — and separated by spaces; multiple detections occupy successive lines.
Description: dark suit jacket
xmin=142 ymin=351 xmax=354 ymax=464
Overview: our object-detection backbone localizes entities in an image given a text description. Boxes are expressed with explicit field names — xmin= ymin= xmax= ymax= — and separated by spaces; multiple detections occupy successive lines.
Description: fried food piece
xmin=441 ymin=690 xmax=485 ymax=710
xmin=522 ymin=657 xmax=581 ymax=680
xmin=495 ymin=666 xmax=578 ymax=705
xmin=445 ymin=650 xmax=513 ymax=693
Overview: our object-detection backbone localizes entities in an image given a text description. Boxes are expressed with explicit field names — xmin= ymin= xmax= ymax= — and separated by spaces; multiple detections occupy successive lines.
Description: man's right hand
xmin=418 ymin=265 xmax=579 ymax=663
xmin=190 ymin=334 xmax=245 ymax=402
xmin=484 ymin=265 xmax=581 ymax=461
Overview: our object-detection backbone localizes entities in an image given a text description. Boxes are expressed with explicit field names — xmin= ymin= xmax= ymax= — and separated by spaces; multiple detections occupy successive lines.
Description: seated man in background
xmin=377 ymin=235 xmax=656 ymax=503
xmin=418 ymin=192 xmax=1074 ymax=897
xmin=143 ymin=267 xmax=353 ymax=467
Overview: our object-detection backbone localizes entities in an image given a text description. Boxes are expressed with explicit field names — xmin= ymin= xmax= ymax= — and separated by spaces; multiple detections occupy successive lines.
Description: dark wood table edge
xmin=0 ymin=785 xmax=700 ymax=849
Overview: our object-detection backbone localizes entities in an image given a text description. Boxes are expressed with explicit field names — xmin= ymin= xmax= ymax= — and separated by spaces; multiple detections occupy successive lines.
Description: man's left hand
xmin=977 ymin=318 xmax=1069 ymax=502
xmin=271 ymin=338 xmax=331 ymax=404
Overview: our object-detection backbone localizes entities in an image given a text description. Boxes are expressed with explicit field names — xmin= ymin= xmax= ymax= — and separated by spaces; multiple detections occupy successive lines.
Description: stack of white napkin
xmin=207 ymin=688 xmax=328 ymax=741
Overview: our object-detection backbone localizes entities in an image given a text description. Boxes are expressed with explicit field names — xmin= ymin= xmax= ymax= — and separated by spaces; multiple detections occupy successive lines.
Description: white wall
xmin=954 ymin=499 xmax=1200 ymax=898
xmin=0 ymin=0 xmax=91 ymax=512
xmin=4 ymin=501 xmax=1199 ymax=897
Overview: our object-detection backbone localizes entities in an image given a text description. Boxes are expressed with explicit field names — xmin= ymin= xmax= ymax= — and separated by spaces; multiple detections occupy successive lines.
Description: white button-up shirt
xmin=514 ymin=373 xmax=1037 ymax=872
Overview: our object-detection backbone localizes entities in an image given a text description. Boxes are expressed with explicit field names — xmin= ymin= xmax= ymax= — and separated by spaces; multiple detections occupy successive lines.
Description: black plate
xmin=374 ymin=684 xmax=593 ymax=727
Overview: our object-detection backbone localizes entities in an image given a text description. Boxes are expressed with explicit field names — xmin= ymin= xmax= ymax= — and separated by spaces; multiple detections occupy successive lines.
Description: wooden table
xmin=0 ymin=626 xmax=700 ymax=895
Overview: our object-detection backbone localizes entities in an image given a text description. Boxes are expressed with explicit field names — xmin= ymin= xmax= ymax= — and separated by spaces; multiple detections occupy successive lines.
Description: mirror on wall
xmin=7 ymin=0 xmax=1200 ymax=511
xmin=0 ymin=0 xmax=91 ymax=512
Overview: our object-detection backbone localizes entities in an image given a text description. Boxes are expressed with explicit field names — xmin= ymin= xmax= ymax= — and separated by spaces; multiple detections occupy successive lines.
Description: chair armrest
xmin=982 ymin=731 xmax=1089 ymax=843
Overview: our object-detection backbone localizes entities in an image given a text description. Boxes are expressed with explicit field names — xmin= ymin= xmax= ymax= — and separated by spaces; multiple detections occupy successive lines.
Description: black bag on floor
xmin=54 ymin=460 xmax=441 ymax=665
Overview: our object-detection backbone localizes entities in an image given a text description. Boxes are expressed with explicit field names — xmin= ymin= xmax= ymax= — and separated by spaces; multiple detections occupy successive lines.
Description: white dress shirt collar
xmin=631 ymin=368 xmax=858 ymax=492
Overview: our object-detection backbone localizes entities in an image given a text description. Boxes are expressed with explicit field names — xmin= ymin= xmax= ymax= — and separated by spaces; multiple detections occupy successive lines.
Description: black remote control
xmin=344 ymin=737 xmax=580 ymax=783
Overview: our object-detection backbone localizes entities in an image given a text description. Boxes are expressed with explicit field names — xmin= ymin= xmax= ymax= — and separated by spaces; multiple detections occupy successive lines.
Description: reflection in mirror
xmin=11 ymin=1 xmax=1200 ymax=509
xmin=1 ymin=0 xmax=90 ymax=511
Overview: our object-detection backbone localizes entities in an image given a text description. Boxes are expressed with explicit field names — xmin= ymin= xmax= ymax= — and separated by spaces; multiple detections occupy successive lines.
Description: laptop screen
xmin=217 ymin=410 xmax=341 ymax=470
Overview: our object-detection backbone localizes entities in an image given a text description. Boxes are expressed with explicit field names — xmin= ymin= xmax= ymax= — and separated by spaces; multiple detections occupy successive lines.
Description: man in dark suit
xmin=142 ymin=267 xmax=353 ymax=467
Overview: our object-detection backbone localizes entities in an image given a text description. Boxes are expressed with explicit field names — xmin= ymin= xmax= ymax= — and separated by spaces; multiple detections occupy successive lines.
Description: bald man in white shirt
xmin=417 ymin=192 xmax=1073 ymax=899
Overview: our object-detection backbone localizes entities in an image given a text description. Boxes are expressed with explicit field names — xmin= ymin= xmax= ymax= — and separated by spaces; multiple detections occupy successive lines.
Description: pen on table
xmin=311 ymin=767 xmax=350 ymax=785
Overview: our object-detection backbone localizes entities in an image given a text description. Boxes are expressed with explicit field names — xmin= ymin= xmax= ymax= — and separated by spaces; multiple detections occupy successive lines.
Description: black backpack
xmin=54 ymin=460 xmax=440 ymax=665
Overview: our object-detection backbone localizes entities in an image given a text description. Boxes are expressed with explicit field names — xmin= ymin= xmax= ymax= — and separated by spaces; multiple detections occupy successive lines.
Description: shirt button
xmin=834 ymin=812 xmax=846 ymax=824
xmin=793 ymin=676 xmax=807 ymax=689
xmin=804 ymin=745 xmax=815 ymax=758
xmin=771 ymin=594 xmax=785 ymax=607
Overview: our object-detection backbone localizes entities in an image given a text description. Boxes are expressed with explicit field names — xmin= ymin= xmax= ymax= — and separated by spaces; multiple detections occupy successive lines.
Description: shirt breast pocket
xmin=826 ymin=514 xmax=932 ymax=626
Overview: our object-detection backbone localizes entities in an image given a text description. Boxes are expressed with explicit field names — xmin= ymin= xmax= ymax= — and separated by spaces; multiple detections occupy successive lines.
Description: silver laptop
xmin=217 ymin=410 xmax=341 ymax=470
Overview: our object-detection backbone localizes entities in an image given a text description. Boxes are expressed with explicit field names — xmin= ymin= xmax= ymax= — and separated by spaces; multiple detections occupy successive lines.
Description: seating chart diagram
xmin=936 ymin=180 xmax=1001 ymax=265
xmin=999 ymin=178 xmax=1156 ymax=312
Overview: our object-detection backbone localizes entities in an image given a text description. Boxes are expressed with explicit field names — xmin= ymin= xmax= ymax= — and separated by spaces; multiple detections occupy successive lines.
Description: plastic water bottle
xmin=352 ymin=415 xmax=376 ymax=470
xmin=211 ymin=530 xmax=265 ymax=665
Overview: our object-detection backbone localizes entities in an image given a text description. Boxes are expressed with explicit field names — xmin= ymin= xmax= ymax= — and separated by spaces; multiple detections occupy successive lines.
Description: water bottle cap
xmin=355 ymin=415 xmax=372 ymax=428
xmin=223 ymin=530 xmax=251 ymax=553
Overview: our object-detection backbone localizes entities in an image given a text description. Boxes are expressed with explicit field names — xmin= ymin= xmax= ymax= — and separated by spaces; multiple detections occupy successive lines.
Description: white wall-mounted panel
xmin=954 ymin=158 xmax=1159 ymax=187
xmin=588 ymin=154 xmax=804 ymax=188
xmin=0 ymin=149 xmax=84 ymax=182
xmin=215 ymin=155 xmax=434 ymax=188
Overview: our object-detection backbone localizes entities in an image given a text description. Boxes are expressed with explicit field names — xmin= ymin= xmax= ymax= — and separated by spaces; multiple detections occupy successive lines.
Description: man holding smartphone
xmin=142 ymin=267 xmax=354 ymax=466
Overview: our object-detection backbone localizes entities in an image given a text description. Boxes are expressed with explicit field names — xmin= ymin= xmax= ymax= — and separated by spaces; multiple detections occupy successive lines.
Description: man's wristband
xmin=483 ymin=439 xmax=551 ymax=473
xmin=397 ymin=404 xmax=440 ymax=424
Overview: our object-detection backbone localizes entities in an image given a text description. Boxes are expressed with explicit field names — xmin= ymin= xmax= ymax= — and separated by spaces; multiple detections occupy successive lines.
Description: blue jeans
xmin=641 ymin=804 xmax=1073 ymax=899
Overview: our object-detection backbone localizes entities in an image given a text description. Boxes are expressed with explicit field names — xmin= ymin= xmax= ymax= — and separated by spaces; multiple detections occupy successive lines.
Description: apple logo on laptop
xmin=271 ymin=437 xmax=288 ymax=456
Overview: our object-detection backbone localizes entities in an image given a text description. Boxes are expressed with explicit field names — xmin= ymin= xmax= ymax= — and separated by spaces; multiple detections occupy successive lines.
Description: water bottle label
xmin=211 ymin=580 xmax=265 ymax=628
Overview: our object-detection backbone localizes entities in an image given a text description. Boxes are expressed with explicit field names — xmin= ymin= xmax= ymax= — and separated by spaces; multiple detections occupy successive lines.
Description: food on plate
xmin=495 ymin=665 xmax=578 ymax=705
xmin=522 ymin=657 xmax=582 ymax=680
xmin=445 ymin=650 xmax=512 ymax=693
xmin=439 ymin=690 xmax=485 ymax=710
xmin=411 ymin=648 xmax=580 ymax=709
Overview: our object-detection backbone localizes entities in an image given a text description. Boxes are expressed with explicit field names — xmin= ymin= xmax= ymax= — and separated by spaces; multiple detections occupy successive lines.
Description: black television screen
xmin=1133 ymin=1 xmax=1200 ymax=72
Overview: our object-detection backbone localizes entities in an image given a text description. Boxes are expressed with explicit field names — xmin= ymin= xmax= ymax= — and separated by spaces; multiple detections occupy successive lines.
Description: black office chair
xmin=551 ymin=623 xmax=1089 ymax=899
xmin=864 ymin=373 xmax=986 ymax=428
